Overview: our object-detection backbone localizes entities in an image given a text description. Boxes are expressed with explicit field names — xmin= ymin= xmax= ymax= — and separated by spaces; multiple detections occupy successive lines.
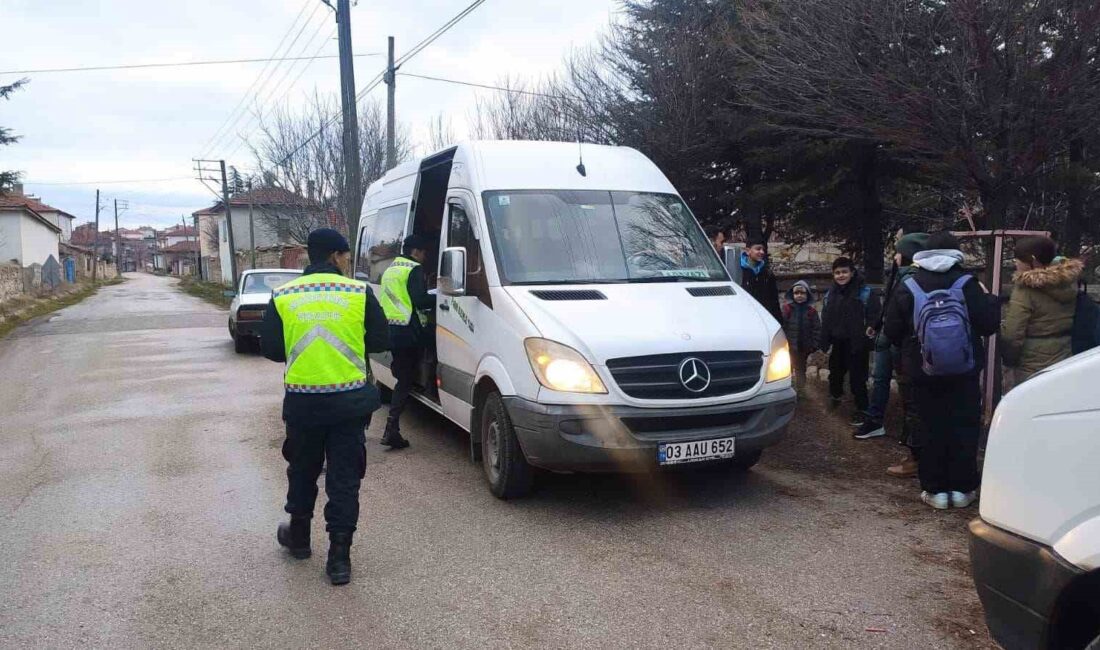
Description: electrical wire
xmin=221 ymin=22 xmax=339 ymax=161
xmin=271 ymin=0 xmax=490 ymax=169
xmin=200 ymin=1 xmax=326 ymax=158
xmin=0 ymin=53 xmax=379 ymax=76
xmin=26 ymin=177 xmax=194 ymax=186
xmin=397 ymin=72 xmax=566 ymax=99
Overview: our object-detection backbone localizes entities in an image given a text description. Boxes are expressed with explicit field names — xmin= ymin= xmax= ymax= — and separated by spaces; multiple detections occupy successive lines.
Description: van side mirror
xmin=439 ymin=247 xmax=467 ymax=296
xmin=723 ymin=243 xmax=744 ymax=285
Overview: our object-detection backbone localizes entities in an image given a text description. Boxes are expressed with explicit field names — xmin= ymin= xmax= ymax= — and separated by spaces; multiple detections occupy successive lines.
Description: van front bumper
xmin=504 ymin=388 xmax=795 ymax=472
xmin=968 ymin=517 xmax=1083 ymax=650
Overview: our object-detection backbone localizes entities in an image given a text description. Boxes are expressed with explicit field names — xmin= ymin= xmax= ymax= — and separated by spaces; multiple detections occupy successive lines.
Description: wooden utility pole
xmin=385 ymin=36 xmax=396 ymax=169
xmin=219 ymin=160 xmax=239 ymax=287
xmin=113 ymin=199 xmax=121 ymax=272
xmin=334 ymin=0 xmax=363 ymax=246
xmin=248 ymin=178 xmax=256 ymax=270
xmin=92 ymin=189 xmax=100 ymax=281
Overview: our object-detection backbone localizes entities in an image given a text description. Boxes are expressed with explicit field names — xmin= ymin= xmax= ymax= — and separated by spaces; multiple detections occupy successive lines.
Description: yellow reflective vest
xmin=380 ymin=257 xmax=428 ymax=326
xmin=272 ymin=273 xmax=371 ymax=393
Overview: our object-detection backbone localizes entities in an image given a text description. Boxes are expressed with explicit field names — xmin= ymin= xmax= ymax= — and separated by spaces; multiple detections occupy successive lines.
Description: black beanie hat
xmin=306 ymin=228 xmax=350 ymax=263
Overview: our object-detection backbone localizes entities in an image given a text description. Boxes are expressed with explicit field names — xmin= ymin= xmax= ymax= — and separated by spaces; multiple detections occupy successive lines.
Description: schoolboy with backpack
xmin=884 ymin=232 xmax=1000 ymax=511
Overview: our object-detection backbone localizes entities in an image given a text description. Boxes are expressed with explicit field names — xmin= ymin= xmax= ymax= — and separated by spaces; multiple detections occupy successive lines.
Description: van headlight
xmin=524 ymin=338 xmax=607 ymax=394
xmin=765 ymin=331 xmax=792 ymax=382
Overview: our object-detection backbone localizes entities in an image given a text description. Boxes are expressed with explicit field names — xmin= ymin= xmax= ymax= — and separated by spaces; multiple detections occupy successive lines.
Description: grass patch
xmin=178 ymin=276 xmax=233 ymax=309
xmin=0 ymin=276 xmax=123 ymax=340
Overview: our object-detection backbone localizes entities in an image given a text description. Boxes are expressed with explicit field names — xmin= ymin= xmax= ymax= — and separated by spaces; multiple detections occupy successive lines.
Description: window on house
xmin=221 ymin=219 xmax=227 ymax=243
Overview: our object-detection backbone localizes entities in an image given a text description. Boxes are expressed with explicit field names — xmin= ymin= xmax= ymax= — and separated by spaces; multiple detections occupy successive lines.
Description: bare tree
xmin=249 ymin=91 xmax=410 ymax=239
xmin=426 ymin=113 xmax=458 ymax=152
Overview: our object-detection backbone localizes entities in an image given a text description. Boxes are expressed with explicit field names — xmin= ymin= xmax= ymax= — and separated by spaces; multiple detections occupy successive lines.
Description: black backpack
xmin=1071 ymin=281 xmax=1100 ymax=354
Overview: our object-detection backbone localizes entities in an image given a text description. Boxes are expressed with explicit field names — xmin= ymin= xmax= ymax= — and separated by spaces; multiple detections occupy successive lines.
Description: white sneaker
xmin=950 ymin=491 xmax=978 ymax=508
xmin=921 ymin=491 xmax=949 ymax=510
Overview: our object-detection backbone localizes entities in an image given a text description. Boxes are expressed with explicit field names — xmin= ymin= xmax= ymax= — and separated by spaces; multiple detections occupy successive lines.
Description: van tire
xmin=480 ymin=392 xmax=533 ymax=499
xmin=376 ymin=381 xmax=392 ymax=404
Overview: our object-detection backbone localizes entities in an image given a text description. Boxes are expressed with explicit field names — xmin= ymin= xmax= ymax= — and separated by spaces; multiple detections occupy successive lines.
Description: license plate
xmin=658 ymin=437 xmax=735 ymax=465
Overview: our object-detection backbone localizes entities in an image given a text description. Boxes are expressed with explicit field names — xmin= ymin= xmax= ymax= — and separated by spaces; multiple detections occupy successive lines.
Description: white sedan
xmin=228 ymin=268 xmax=302 ymax=353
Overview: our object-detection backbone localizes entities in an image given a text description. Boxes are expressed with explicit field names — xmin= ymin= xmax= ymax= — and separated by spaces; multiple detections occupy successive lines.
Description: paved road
xmin=0 ymin=273 xmax=991 ymax=648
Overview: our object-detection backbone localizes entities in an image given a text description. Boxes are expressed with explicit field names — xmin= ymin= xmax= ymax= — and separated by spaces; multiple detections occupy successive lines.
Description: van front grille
xmin=606 ymin=351 xmax=763 ymax=400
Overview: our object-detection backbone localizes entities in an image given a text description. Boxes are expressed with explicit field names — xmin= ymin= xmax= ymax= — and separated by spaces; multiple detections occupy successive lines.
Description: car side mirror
xmin=439 ymin=247 xmax=467 ymax=297
xmin=354 ymin=271 xmax=369 ymax=282
xmin=223 ymin=290 xmax=237 ymax=298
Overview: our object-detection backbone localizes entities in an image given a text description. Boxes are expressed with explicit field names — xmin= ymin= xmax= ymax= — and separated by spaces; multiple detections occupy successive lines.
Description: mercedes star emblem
xmin=678 ymin=357 xmax=711 ymax=393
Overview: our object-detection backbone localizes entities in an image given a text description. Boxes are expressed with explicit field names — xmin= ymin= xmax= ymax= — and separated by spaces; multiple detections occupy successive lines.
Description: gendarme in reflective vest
xmin=379 ymin=257 xmax=428 ymax=326
xmin=272 ymin=273 xmax=371 ymax=394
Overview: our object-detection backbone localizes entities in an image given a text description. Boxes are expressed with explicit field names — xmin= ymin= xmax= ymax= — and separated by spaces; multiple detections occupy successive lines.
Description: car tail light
xmin=238 ymin=308 xmax=265 ymax=321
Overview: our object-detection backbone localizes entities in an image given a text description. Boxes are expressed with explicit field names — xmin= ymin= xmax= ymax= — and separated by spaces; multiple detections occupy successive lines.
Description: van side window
xmin=367 ymin=203 xmax=408 ymax=283
xmin=356 ymin=213 xmax=376 ymax=276
xmin=446 ymin=203 xmax=481 ymax=274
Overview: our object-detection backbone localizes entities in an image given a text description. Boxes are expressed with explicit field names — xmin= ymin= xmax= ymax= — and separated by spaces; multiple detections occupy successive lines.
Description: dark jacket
xmin=874 ymin=263 xmax=917 ymax=351
xmin=819 ymin=271 xmax=881 ymax=354
xmin=740 ymin=252 xmax=782 ymax=322
xmin=1001 ymin=258 xmax=1082 ymax=380
xmin=389 ymin=263 xmax=436 ymax=349
xmin=261 ymin=262 xmax=392 ymax=427
xmin=884 ymin=252 xmax=1000 ymax=382
xmin=781 ymin=280 xmax=820 ymax=354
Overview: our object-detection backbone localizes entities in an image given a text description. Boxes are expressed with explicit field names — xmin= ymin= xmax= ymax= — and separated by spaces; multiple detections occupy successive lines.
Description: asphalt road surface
xmin=0 ymin=273 xmax=992 ymax=648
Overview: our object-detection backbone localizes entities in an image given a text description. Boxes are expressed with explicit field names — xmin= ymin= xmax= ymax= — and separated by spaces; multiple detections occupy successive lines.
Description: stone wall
xmin=0 ymin=264 xmax=22 ymax=303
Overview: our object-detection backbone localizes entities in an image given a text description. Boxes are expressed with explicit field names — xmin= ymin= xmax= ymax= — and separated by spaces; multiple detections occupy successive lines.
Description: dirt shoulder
xmin=767 ymin=379 xmax=995 ymax=649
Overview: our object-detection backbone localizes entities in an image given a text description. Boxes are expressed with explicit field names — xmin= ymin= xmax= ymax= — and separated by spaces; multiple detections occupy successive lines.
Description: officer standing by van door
xmin=260 ymin=228 xmax=391 ymax=586
xmin=379 ymin=234 xmax=435 ymax=449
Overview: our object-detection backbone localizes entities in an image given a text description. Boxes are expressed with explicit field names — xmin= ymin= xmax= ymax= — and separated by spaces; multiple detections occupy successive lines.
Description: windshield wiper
xmin=628 ymin=276 xmax=714 ymax=283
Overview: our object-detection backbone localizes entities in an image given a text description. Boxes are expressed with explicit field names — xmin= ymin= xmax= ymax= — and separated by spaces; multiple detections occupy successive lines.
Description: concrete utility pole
xmin=385 ymin=36 xmax=396 ymax=169
xmin=113 ymin=200 xmax=121 ymax=272
xmin=219 ymin=160 xmax=239 ymax=287
xmin=334 ymin=0 xmax=363 ymax=247
xmin=92 ymin=189 xmax=100 ymax=281
xmin=247 ymin=178 xmax=256 ymax=270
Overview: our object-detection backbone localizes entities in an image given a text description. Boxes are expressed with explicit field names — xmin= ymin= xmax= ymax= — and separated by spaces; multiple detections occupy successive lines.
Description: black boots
xmin=277 ymin=516 xmax=311 ymax=559
xmin=326 ymin=532 xmax=353 ymax=585
xmin=380 ymin=417 xmax=410 ymax=450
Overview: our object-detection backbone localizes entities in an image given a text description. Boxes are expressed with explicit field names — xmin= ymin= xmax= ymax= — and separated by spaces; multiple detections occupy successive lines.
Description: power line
xmin=200 ymin=1 xmax=326 ymax=158
xmin=0 ymin=53 xmax=380 ymax=76
xmin=27 ymin=176 xmax=194 ymax=186
xmin=398 ymin=72 xmax=566 ymax=99
xmin=220 ymin=22 xmax=339 ymax=161
xmin=270 ymin=0 xmax=489 ymax=170
xmin=393 ymin=0 xmax=487 ymax=68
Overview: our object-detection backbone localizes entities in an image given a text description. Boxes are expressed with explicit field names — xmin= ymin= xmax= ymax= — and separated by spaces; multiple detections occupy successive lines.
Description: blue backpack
xmin=903 ymin=275 xmax=975 ymax=376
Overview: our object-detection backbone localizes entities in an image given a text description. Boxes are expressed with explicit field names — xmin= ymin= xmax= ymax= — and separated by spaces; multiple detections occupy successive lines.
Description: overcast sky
xmin=0 ymin=0 xmax=618 ymax=229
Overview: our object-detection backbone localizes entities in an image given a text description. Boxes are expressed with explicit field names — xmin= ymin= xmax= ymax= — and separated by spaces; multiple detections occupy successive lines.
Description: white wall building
xmin=0 ymin=201 xmax=62 ymax=266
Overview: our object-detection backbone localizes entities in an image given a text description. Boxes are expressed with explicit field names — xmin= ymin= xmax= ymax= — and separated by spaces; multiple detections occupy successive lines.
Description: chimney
xmin=12 ymin=183 xmax=23 ymax=196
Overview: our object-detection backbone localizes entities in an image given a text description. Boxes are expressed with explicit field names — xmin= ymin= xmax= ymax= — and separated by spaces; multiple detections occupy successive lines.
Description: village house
xmin=193 ymin=185 xmax=329 ymax=284
xmin=0 ymin=193 xmax=62 ymax=267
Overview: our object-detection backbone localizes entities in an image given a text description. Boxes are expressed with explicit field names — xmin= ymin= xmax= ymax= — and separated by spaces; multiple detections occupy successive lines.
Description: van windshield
xmin=482 ymin=190 xmax=728 ymax=285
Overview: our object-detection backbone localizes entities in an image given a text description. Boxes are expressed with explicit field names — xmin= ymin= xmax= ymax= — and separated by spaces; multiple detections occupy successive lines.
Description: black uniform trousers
xmin=827 ymin=339 xmax=870 ymax=412
xmin=912 ymin=375 xmax=981 ymax=494
xmin=388 ymin=346 xmax=422 ymax=429
xmin=283 ymin=416 xmax=369 ymax=533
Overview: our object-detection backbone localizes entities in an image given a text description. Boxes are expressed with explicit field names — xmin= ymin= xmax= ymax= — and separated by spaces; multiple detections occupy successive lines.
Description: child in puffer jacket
xmin=782 ymin=280 xmax=820 ymax=392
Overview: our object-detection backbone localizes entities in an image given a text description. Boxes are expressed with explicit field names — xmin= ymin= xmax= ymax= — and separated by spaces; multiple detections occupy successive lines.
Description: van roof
xmin=365 ymin=140 xmax=678 ymax=198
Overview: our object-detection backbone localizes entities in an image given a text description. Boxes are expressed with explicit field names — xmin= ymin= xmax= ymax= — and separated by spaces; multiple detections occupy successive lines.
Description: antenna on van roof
xmin=576 ymin=135 xmax=587 ymax=177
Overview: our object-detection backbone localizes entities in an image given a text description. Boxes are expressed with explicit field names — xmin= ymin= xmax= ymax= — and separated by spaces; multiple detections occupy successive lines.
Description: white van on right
xmin=969 ymin=346 xmax=1100 ymax=649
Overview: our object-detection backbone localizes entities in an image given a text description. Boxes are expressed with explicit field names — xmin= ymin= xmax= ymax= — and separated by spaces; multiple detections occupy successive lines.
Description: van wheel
xmin=480 ymin=392 xmax=533 ymax=499
xmin=376 ymin=381 xmax=392 ymax=404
